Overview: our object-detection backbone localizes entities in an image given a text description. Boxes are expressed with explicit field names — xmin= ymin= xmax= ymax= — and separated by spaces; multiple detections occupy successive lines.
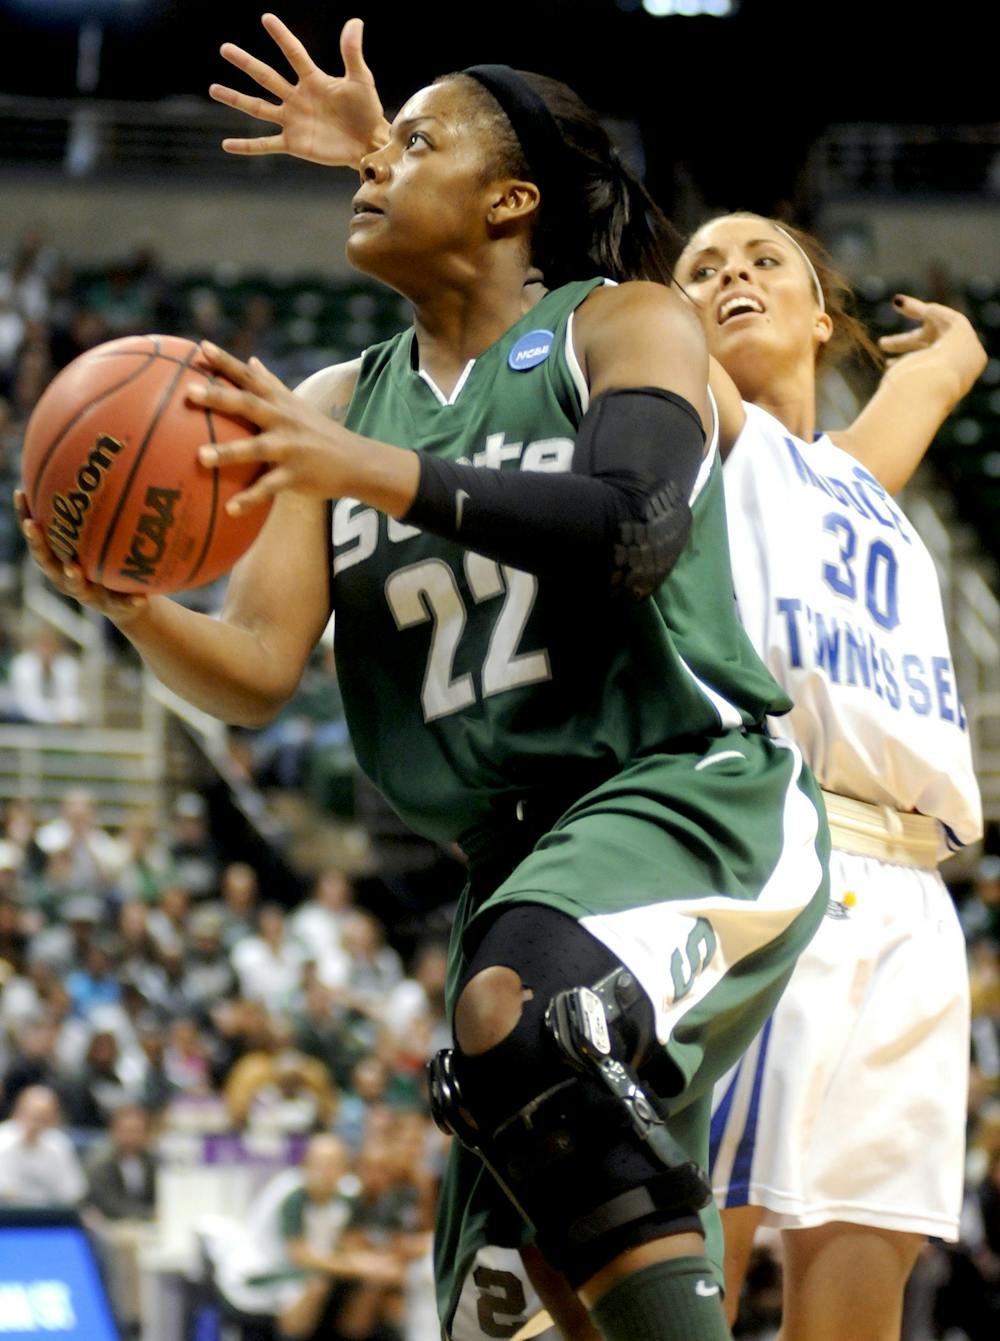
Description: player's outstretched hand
xmin=879 ymin=294 xmax=988 ymax=399
xmin=189 ymin=343 xmax=366 ymax=513
xmin=210 ymin=13 xmax=389 ymax=169
xmin=14 ymin=490 xmax=150 ymax=624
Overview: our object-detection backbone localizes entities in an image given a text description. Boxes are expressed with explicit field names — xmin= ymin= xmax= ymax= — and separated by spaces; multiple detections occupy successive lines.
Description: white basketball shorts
xmin=709 ymin=846 xmax=970 ymax=1239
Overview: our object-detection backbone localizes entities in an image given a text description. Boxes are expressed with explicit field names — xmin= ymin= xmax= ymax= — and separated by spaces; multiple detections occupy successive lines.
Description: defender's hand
xmin=880 ymin=294 xmax=988 ymax=398
xmin=210 ymin=14 xmax=389 ymax=169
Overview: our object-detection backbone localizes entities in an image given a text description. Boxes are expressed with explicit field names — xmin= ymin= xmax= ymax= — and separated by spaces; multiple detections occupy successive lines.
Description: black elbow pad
xmin=615 ymin=479 xmax=693 ymax=599
xmin=576 ymin=387 xmax=705 ymax=599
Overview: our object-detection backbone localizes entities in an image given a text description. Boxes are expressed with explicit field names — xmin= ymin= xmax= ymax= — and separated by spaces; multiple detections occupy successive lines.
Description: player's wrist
xmin=352 ymin=437 xmax=421 ymax=518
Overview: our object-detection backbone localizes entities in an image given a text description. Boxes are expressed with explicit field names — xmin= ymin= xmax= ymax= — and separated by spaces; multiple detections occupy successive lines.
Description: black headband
xmin=461 ymin=64 xmax=570 ymax=197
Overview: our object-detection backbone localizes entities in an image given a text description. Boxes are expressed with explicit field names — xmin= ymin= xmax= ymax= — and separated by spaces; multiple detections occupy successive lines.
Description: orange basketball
xmin=22 ymin=334 xmax=270 ymax=595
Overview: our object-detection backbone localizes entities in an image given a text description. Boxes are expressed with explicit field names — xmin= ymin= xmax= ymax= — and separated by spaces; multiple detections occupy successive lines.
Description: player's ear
xmin=486 ymin=179 xmax=541 ymax=229
xmin=814 ymin=310 xmax=834 ymax=349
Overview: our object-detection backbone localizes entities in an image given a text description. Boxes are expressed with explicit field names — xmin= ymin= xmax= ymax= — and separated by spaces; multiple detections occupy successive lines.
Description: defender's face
xmin=347 ymin=81 xmax=499 ymax=288
xmin=679 ymin=216 xmax=828 ymax=384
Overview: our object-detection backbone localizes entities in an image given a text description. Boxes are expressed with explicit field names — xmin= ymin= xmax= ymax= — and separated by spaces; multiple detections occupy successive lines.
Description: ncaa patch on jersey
xmin=508 ymin=330 xmax=554 ymax=371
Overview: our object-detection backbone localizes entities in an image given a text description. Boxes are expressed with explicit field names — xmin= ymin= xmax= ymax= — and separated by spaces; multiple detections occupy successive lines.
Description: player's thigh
xmin=719 ymin=1204 xmax=765 ymax=1327
xmin=780 ymin=1221 xmax=925 ymax=1341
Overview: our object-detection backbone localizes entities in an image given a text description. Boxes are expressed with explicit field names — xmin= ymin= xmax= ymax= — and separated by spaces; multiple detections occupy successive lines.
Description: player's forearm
xmin=842 ymin=313 xmax=988 ymax=493
xmin=841 ymin=357 xmax=966 ymax=494
xmin=404 ymin=388 xmax=705 ymax=598
xmin=113 ymin=597 xmax=295 ymax=726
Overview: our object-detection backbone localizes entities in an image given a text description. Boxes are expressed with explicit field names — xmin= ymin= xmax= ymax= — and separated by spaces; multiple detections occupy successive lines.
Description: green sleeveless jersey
xmin=335 ymin=278 xmax=791 ymax=846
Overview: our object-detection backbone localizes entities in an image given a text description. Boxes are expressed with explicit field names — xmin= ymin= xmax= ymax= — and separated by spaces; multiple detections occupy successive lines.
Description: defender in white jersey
xmin=680 ymin=213 xmax=986 ymax=1341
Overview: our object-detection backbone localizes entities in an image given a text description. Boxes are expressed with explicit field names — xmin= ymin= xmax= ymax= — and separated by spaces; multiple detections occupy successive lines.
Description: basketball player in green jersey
xmin=17 ymin=44 xmax=830 ymax=1341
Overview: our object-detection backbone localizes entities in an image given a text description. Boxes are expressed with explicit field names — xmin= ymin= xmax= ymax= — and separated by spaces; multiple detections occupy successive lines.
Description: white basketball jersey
xmin=724 ymin=402 xmax=982 ymax=848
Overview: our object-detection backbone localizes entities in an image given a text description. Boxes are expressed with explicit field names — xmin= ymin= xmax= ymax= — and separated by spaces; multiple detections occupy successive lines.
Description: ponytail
xmin=446 ymin=70 xmax=683 ymax=290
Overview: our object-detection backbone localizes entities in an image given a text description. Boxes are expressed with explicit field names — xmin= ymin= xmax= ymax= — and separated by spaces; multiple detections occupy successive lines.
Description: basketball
xmin=21 ymin=334 xmax=270 ymax=595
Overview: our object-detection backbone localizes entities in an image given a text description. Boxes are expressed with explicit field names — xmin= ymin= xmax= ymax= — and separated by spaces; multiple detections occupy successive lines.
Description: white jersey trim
xmin=688 ymin=388 xmax=719 ymax=510
xmin=565 ymin=310 xmax=590 ymax=414
xmin=418 ymin=359 xmax=476 ymax=408
xmin=679 ymin=654 xmax=744 ymax=731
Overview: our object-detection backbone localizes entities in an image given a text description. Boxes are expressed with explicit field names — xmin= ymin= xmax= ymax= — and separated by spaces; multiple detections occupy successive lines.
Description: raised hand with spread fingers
xmin=210 ymin=13 xmax=389 ymax=169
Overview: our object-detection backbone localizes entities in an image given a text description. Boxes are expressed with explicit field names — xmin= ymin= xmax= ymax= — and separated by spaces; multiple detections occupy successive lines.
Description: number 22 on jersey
xmin=333 ymin=499 xmax=552 ymax=723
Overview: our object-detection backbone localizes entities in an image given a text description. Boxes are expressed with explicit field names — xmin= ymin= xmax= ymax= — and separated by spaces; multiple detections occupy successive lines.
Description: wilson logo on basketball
xmin=46 ymin=433 xmax=124 ymax=563
xmin=119 ymin=486 xmax=181 ymax=586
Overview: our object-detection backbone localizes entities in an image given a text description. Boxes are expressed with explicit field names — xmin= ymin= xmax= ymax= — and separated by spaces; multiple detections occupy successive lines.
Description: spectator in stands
xmin=375 ymin=1024 xmax=432 ymax=1113
xmin=1 ymin=799 xmax=44 ymax=882
xmin=134 ymin=1026 xmax=175 ymax=1116
xmin=167 ymin=792 xmax=221 ymax=901
xmin=88 ymin=975 xmax=161 ymax=1093
xmin=353 ymin=1117 xmax=433 ymax=1250
xmin=113 ymin=813 xmax=174 ymax=906
xmin=216 ymin=860 xmax=260 ymax=949
xmin=251 ymin=1049 xmax=336 ymax=1136
xmin=223 ymin=1016 xmax=336 ymax=1133
xmin=186 ymin=288 xmax=228 ymax=345
xmin=29 ymin=890 xmax=102 ymax=974
xmin=115 ymin=900 xmax=161 ymax=979
xmin=85 ymin=1102 xmax=159 ymax=1337
xmin=336 ymin=911 xmax=403 ymax=1018
xmin=383 ymin=941 xmax=448 ymax=1051
xmin=1 ymin=227 xmax=55 ymax=325
xmin=290 ymin=867 xmax=355 ymax=979
xmin=333 ymin=1056 xmax=391 ymax=1156
xmin=86 ymin=1101 xmax=157 ymax=1219
xmin=59 ymin=1028 xmax=134 ymax=1129
xmin=2 ymin=624 xmax=83 ymax=726
xmin=66 ymin=938 xmax=122 ymax=1019
xmin=47 ymin=980 xmax=93 ymax=1075
xmin=232 ymin=902 xmax=309 ymax=1013
xmin=0 ymin=1016 xmax=61 ymax=1117
xmin=144 ymin=945 xmax=194 ymax=1020
xmin=292 ymin=977 xmax=378 ymax=1093
xmin=9 ymin=336 xmax=52 ymax=423
xmin=24 ymin=847 xmax=80 ymax=925
xmin=82 ymin=260 xmax=152 ymax=336
xmin=0 ymin=957 xmax=52 ymax=1036
xmin=0 ymin=1085 xmax=86 ymax=1205
xmin=36 ymin=788 xmax=123 ymax=895
xmin=215 ymin=1132 xmax=404 ymax=1341
xmin=208 ymin=997 xmax=271 ymax=1090
xmin=147 ymin=882 xmax=192 ymax=957
xmin=163 ymin=1016 xmax=214 ymax=1096
xmin=182 ymin=906 xmax=238 ymax=1020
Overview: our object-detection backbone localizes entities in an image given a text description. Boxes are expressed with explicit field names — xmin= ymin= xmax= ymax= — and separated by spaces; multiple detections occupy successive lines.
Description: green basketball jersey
xmin=335 ymin=279 xmax=791 ymax=846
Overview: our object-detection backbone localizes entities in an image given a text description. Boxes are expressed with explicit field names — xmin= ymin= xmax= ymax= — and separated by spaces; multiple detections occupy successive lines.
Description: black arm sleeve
xmin=402 ymin=386 xmax=706 ymax=598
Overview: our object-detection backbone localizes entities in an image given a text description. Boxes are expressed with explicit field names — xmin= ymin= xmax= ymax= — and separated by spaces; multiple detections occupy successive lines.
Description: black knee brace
xmin=430 ymin=908 xmax=711 ymax=1287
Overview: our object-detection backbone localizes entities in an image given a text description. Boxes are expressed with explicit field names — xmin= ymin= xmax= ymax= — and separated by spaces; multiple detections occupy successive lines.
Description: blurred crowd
xmin=2 ymin=227 xmax=1000 ymax=1339
xmin=0 ymin=785 xmax=451 ymax=1340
